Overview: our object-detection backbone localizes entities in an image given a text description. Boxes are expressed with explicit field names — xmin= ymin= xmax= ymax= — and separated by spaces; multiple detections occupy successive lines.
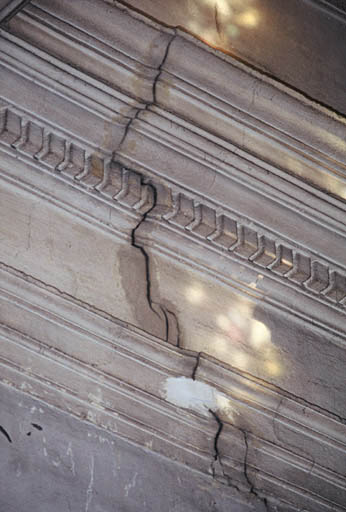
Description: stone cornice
xmin=0 ymin=100 xmax=154 ymax=235
xmin=0 ymin=264 xmax=345 ymax=511
xmin=1 ymin=102 xmax=345 ymax=342
xmin=0 ymin=0 xmax=28 ymax=23
xmin=1 ymin=3 xmax=346 ymax=509
xmin=3 ymin=0 xmax=346 ymax=201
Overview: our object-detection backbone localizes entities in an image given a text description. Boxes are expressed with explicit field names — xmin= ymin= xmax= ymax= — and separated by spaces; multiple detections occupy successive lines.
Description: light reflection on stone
xmin=216 ymin=0 xmax=232 ymax=17
xmin=236 ymin=9 xmax=259 ymax=28
xmin=185 ymin=285 xmax=205 ymax=304
xmin=249 ymin=320 xmax=270 ymax=349
xmin=217 ymin=314 xmax=231 ymax=330
xmin=185 ymin=282 xmax=283 ymax=379
xmin=265 ymin=360 xmax=281 ymax=377
xmin=185 ymin=0 xmax=260 ymax=47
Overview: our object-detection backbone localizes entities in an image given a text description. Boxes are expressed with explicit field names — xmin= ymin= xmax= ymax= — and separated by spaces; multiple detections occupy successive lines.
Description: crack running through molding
xmin=190 ymin=352 xmax=271 ymax=510
xmin=115 ymin=31 xmax=180 ymax=345
xmin=130 ymin=176 xmax=180 ymax=345
xmin=117 ymin=30 xmax=176 ymax=153
xmin=94 ymin=20 xmax=325 ymax=509
xmin=130 ymin=181 xmax=167 ymax=334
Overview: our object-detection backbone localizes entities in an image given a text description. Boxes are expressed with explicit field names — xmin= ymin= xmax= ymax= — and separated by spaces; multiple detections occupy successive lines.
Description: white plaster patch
xmin=163 ymin=377 xmax=234 ymax=417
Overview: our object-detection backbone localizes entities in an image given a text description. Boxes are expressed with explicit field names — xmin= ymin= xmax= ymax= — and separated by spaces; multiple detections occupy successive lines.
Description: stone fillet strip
xmin=1 ymin=103 xmax=346 ymax=308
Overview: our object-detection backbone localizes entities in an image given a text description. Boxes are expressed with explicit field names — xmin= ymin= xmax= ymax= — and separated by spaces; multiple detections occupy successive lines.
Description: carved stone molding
xmin=160 ymin=191 xmax=346 ymax=307
xmin=0 ymin=264 xmax=345 ymax=511
xmin=2 ymin=102 xmax=346 ymax=315
xmin=0 ymin=101 xmax=154 ymax=219
xmin=1 ymin=2 xmax=346 ymax=510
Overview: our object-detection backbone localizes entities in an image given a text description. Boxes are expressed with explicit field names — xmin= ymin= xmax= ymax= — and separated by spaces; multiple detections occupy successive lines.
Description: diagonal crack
xmin=0 ymin=425 xmax=12 ymax=443
xmin=115 ymin=32 xmax=180 ymax=345
xmin=209 ymin=409 xmax=225 ymax=477
xmin=208 ymin=409 xmax=246 ymax=494
xmin=117 ymin=30 xmax=176 ymax=153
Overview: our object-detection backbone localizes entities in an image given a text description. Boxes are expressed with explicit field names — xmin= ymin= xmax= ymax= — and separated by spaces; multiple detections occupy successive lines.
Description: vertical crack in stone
xmin=191 ymin=352 xmax=202 ymax=380
xmin=214 ymin=3 xmax=221 ymax=39
xmin=115 ymin=29 xmax=273 ymax=509
xmin=130 ymin=182 xmax=162 ymax=318
xmin=209 ymin=409 xmax=224 ymax=477
xmin=240 ymin=428 xmax=270 ymax=512
xmin=115 ymin=32 xmax=180 ymax=344
xmin=130 ymin=178 xmax=179 ymax=344
xmin=117 ymin=30 xmax=176 ymax=153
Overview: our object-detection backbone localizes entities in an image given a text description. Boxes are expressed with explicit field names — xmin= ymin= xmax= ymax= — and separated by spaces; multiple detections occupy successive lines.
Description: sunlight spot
xmin=187 ymin=20 xmax=200 ymax=33
xmin=217 ymin=314 xmax=231 ymax=330
xmin=338 ymin=186 xmax=346 ymax=200
xmin=216 ymin=0 xmax=232 ymax=16
xmin=265 ymin=361 xmax=281 ymax=377
xmin=186 ymin=286 xmax=204 ymax=304
xmin=236 ymin=9 xmax=259 ymax=28
xmin=249 ymin=320 xmax=270 ymax=349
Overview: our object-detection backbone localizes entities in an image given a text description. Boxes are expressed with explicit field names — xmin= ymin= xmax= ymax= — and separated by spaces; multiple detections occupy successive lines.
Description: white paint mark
xmin=43 ymin=447 xmax=48 ymax=457
xmin=125 ymin=472 xmax=138 ymax=497
xmin=163 ymin=377 xmax=234 ymax=418
xmin=145 ymin=439 xmax=153 ymax=450
xmin=66 ymin=442 xmax=76 ymax=476
xmin=52 ymin=458 xmax=61 ymax=467
xmin=85 ymin=456 xmax=95 ymax=512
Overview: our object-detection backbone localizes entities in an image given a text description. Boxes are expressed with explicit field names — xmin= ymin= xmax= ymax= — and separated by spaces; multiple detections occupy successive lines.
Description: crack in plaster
xmin=129 ymin=178 xmax=179 ymax=344
xmin=2 ymin=16 xmax=342 ymax=510
xmin=190 ymin=354 xmax=271 ymax=510
xmin=113 ymin=30 xmax=181 ymax=345
xmin=117 ymin=30 xmax=176 ymax=153
xmin=242 ymin=428 xmax=272 ymax=512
